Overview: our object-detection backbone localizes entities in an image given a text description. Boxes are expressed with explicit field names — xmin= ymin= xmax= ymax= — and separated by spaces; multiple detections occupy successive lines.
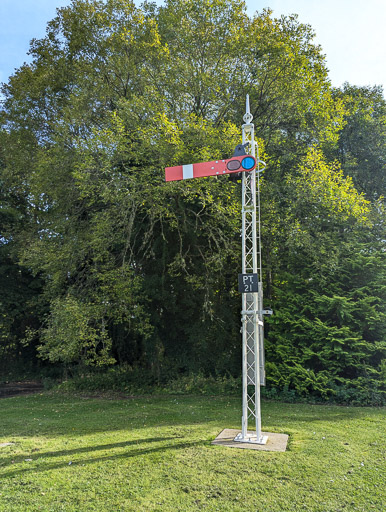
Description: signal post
xmin=165 ymin=96 xmax=285 ymax=449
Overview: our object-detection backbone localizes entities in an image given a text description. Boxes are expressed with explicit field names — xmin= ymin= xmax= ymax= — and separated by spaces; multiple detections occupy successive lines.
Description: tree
xmin=264 ymin=148 xmax=385 ymax=403
xmin=1 ymin=0 xmax=383 ymax=402
xmin=0 ymin=127 xmax=46 ymax=374
xmin=331 ymin=84 xmax=386 ymax=200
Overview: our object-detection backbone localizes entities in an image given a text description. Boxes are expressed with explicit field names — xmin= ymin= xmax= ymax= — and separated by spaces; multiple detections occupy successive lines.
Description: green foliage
xmin=38 ymin=295 xmax=115 ymax=367
xmin=289 ymin=147 xmax=370 ymax=224
xmin=0 ymin=134 xmax=46 ymax=372
xmin=331 ymin=84 xmax=386 ymax=200
xmin=265 ymin=234 xmax=385 ymax=405
xmin=55 ymin=366 xmax=241 ymax=396
xmin=0 ymin=0 xmax=384 ymax=403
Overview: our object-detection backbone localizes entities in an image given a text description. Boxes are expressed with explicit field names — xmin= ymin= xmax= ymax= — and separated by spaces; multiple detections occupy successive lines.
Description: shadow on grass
xmin=1 ymin=436 xmax=178 ymax=465
xmin=1 ymin=394 xmax=382 ymax=442
xmin=1 ymin=437 xmax=208 ymax=479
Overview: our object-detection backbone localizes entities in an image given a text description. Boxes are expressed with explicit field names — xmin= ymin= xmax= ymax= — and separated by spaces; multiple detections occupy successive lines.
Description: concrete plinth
xmin=212 ymin=429 xmax=288 ymax=452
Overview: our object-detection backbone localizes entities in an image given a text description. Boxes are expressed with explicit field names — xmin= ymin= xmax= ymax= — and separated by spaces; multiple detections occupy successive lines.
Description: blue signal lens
xmin=241 ymin=157 xmax=255 ymax=170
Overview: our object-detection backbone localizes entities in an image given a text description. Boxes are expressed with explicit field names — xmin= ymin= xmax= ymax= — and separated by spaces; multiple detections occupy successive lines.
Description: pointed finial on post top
xmin=243 ymin=94 xmax=253 ymax=124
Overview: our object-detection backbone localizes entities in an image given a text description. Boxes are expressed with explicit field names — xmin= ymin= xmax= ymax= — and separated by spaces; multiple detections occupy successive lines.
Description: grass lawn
xmin=0 ymin=393 xmax=384 ymax=511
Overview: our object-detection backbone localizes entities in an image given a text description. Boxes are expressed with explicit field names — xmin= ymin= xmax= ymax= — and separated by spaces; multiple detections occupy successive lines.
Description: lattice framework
xmin=237 ymin=97 xmax=267 ymax=444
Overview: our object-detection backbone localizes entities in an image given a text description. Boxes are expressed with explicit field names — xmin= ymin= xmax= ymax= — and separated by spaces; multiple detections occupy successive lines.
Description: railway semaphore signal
xmin=165 ymin=95 xmax=270 ymax=445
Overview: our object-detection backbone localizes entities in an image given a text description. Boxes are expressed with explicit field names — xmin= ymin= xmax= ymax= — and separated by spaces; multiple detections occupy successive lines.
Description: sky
xmin=0 ymin=0 xmax=385 ymax=94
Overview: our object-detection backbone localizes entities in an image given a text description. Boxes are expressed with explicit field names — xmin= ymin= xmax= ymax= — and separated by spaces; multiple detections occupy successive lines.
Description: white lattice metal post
xmin=234 ymin=95 xmax=268 ymax=445
xmin=165 ymin=97 xmax=276 ymax=447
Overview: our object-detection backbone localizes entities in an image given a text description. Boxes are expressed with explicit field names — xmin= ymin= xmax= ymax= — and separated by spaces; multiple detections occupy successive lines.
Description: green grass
xmin=0 ymin=393 xmax=384 ymax=511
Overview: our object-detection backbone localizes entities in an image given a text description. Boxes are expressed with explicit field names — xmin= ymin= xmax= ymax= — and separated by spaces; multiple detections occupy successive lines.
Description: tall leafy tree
xmin=264 ymin=148 xmax=385 ymax=403
xmin=331 ymin=84 xmax=386 ymax=201
xmin=1 ymin=0 xmax=383 ymax=401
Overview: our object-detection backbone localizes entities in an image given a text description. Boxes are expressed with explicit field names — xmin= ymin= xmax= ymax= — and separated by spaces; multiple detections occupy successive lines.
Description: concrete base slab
xmin=212 ymin=429 xmax=288 ymax=452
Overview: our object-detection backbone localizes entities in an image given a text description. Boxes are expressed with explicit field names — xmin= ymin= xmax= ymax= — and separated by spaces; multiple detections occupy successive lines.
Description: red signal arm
xmin=165 ymin=155 xmax=256 ymax=182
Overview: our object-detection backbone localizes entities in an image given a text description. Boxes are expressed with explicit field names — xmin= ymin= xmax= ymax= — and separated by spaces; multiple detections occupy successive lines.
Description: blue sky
xmin=0 ymin=0 xmax=385 ymax=93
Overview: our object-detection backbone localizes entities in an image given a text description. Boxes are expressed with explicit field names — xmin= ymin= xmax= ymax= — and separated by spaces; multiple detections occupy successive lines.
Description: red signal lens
xmin=227 ymin=160 xmax=241 ymax=171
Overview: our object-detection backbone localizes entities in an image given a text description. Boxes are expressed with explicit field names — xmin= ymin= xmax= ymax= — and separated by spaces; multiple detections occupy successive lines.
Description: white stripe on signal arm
xmin=182 ymin=164 xmax=194 ymax=180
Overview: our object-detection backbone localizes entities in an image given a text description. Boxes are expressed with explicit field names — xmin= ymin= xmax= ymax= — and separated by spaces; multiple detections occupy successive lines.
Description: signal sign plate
xmin=238 ymin=273 xmax=259 ymax=293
